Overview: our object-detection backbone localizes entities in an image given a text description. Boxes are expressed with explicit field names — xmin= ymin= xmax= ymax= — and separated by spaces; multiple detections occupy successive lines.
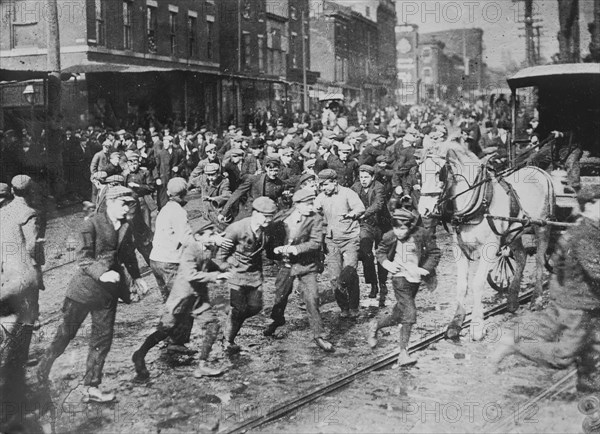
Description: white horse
xmin=418 ymin=142 xmax=555 ymax=340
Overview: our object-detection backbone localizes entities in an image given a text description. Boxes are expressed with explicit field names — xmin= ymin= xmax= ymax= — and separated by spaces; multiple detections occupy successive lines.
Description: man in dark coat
xmin=329 ymin=142 xmax=359 ymax=187
xmin=263 ymin=189 xmax=332 ymax=352
xmin=219 ymin=156 xmax=285 ymax=222
xmin=190 ymin=163 xmax=232 ymax=232
xmin=37 ymin=186 xmax=145 ymax=403
xmin=351 ymin=165 xmax=388 ymax=306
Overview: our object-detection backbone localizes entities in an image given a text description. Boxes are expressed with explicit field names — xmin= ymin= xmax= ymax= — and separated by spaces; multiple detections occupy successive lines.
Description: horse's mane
xmin=423 ymin=140 xmax=481 ymax=165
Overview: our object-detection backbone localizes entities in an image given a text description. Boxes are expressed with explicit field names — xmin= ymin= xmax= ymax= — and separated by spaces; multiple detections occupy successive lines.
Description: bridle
xmin=419 ymin=154 xmax=452 ymax=218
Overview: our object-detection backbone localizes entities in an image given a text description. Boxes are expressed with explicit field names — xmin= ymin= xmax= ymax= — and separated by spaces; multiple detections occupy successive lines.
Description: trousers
xmin=271 ymin=268 xmax=325 ymax=339
xmin=227 ymin=284 xmax=263 ymax=343
xmin=375 ymin=277 xmax=419 ymax=329
xmin=38 ymin=297 xmax=117 ymax=387
xmin=325 ymin=237 xmax=360 ymax=311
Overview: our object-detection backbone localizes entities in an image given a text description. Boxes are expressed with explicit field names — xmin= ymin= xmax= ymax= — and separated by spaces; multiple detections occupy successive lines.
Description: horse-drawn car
xmin=418 ymin=63 xmax=600 ymax=341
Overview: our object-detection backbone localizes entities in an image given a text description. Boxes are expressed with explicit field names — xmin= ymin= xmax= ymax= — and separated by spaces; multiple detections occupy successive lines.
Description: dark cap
xmin=192 ymin=218 xmax=215 ymax=234
xmin=359 ymin=164 xmax=374 ymax=175
xmin=392 ymin=207 xmax=417 ymax=223
xmin=264 ymin=156 xmax=281 ymax=167
xmin=292 ymin=188 xmax=316 ymax=203
xmin=252 ymin=196 xmax=277 ymax=215
xmin=317 ymin=169 xmax=337 ymax=182
xmin=299 ymin=172 xmax=316 ymax=185
xmin=105 ymin=186 xmax=136 ymax=202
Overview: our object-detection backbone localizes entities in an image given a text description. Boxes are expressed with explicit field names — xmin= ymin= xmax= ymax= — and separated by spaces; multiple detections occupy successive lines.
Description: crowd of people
xmin=0 ymin=99 xmax=597 ymax=432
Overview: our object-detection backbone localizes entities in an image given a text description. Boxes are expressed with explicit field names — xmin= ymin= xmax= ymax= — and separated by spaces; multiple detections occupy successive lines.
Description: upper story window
xmin=95 ymin=0 xmax=105 ymax=46
xmin=422 ymin=47 xmax=432 ymax=63
xmin=147 ymin=5 xmax=158 ymax=53
xmin=187 ymin=14 xmax=197 ymax=58
xmin=207 ymin=18 xmax=215 ymax=60
xmin=123 ymin=1 xmax=133 ymax=50
xmin=169 ymin=10 xmax=178 ymax=56
xmin=243 ymin=33 xmax=251 ymax=68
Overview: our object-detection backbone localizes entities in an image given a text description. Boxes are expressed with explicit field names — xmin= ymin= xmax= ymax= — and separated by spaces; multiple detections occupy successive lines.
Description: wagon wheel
xmin=487 ymin=246 xmax=517 ymax=293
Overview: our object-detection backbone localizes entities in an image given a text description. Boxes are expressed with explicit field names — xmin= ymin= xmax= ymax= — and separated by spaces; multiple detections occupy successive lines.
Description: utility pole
xmin=514 ymin=0 xmax=543 ymax=66
xmin=46 ymin=0 xmax=61 ymax=129
xmin=590 ymin=0 xmax=600 ymax=61
xmin=301 ymin=8 xmax=309 ymax=113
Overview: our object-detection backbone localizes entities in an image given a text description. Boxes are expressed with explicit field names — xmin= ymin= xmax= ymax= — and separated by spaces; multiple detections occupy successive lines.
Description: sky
xmin=395 ymin=0 xmax=595 ymax=70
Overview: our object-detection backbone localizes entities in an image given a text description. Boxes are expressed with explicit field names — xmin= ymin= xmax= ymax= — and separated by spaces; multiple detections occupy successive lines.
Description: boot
xmin=393 ymin=324 xmax=417 ymax=368
xmin=263 ymin=320 xmax=285 ymax=337
xmin=132 ymin=350 xmax=150 ymax=382
xmin=368 ymin=283 xmax=378 ymax=299
xmin=378 ymin=282 xmax=387 ymax=308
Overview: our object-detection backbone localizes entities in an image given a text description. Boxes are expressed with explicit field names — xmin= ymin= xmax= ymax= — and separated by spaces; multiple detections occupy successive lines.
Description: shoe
xmin=349 ymin=308 xmax=360 ymax=319
xmin=83 ymin=387 xmax=115 ymax=403
xmin=224 ymin=342 xmax=241 ymax=355
xmin=314 ymin=337 xmax=334 ymax=352
xmin=379 ymin=298 xmax=386 ymax=308
xmin=368 ymin=283 xmax=378 ymax=299
xmin=340 ymin=310 xmax=350 ymax=318
xmin=166 ymin=344 xmax=198 ymax=355
xmin=367 ymin=320 xmax=378 ymax=349
xmin=193 ymin=361 xmax=227 ymax=378
xmin=192 ymin=302 xmax=211 ymax=317
xmin=392 ymin=350 xmax=417 ymax=368
xmin=132 ymin=351 xmax=150 ymax=381
xmin=263 ymin=321 xmax=284 ymax=337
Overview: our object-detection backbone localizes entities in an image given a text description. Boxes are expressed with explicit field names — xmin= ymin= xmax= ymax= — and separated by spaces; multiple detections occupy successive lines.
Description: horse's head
xmin=418 ymin=153 xmax=448 ymax=218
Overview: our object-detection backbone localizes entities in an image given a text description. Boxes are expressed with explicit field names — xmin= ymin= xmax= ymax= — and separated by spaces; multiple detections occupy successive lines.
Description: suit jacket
xmin=221 ymin=174 xmax=285 ymax=221
xmin=266 ymin=208 xmax=325 ymax=276
xmin=376 ymin=227 xmax=441 ymax=275
xmin=223 ymin=161 xmax=243 ymax=192
xmin=196 ymin=175 xmax=232 ymax=230
xmin=351 ymin=180 xmax=385 ymax=232
xmin=66 ymin=211 xmax=140 ymax=308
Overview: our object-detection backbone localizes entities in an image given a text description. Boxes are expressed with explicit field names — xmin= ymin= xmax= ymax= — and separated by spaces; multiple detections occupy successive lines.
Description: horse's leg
xmin=470 ymin=247 xmax=496 ymax=341
xmin=506 ymin=237 xmax=527 ymax=313
xmin=446 ymin=248 xmax=469 ymax=341
xmin=530 ymin=225 xmax=550 ymax=310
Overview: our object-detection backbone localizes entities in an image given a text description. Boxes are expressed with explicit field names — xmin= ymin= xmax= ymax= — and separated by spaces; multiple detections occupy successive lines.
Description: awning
xmin=0 ymin=69 xmax=48 ymax=82
xmin=507 ymin=63 xmax=600 ymax=90
xmin=61 ymin=62 xmax=175 ymax=75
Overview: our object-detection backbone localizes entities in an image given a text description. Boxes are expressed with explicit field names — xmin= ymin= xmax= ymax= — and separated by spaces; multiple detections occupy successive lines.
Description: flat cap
xmin=359 ymin=164 xmax=375 ymax=175
xmin=116 ymin=129 xmax=126 ymax=135
xmin=205 ymin=143 xmax=217 ymax=152
xmin=299 ymin=172 xmax=316 ymax=185
xmin=102 ymin=140 xmax=112 ymax=147
xmin=337 ymin=142 xmax=352 ymax=153
xmin=318 ymin=169 xmax=338 ymax=181
xmin=403 ymin=133 xmax=417 ymax=144
xmin=163 ymin=135 xmax=173 ymax=141
xmin=0 ymin=183 xmax=10 ymax=197
xmin=105 ymin=186 xmax=136 ymax=202
xmin=204 ymin=163 xmax=220 ymax=175
xmin=91 ymin=171 xmax=108 ymax=182
xmin=392 ymin=207 xmax=417 ymax=223
xmin=278 ymin=146 xmax=293 ymax=156
xmin=319 ymin=139 xmax=332 ymax=150
xmin=264 ymin=155 xmax=281 ymax=167
xmin=110 ymin=152 xmax=121 ymax=159
xmin=230 ymin=148 xmax=244 ymax=157
xmin=105 ymin=174 xmax=125 ymax=185
xmin=167 ymin=177 xmax=188 ymax=196
xmin=125 ymin=150 xmax=140 ymax=161
xmin=192 ymin=218 xmax=215 ymax=234
xmin=250 ymin=138 xmax=265 ymax=149
xmin=304 ymin=158 xmax=316 ymax=168
xmin=376 ymin=155 xmax=390 ymax=163
xmin=11 ymin=174 xmax=32 ymax=191
xmin=252 ymin=196 xmax=277 ymax=215
xmin=293 ymin=188 xmax=316 ymax=203
xmin=287 ymin=127 xmax=298 ymax=135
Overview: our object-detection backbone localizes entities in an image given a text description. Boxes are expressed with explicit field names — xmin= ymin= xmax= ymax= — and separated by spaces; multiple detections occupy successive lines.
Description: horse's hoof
xmin=507 ymin=299 xmax=520 ymax=313
xmin=445 ymin=326 xmax=461 ymax=342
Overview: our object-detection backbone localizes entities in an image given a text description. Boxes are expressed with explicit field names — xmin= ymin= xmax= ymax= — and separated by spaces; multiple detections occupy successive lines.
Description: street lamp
xmin=22 ymin=84 xmax=36 ymax=137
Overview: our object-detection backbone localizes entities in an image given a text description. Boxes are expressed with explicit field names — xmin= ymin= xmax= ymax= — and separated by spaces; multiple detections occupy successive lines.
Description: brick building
xmin=0 ymin=0 xmax=221 ymax=131
xmin=309 ymin=0 xmax=397 ymax=108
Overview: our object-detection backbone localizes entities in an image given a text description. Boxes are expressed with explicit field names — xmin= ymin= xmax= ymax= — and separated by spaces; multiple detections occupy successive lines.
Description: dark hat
xmin=293 ymin=188 xmax=316 ymax=203
xmin=392 ymin=207 xmax=417 ymax=223
xmin=318 ymin=169 xmax=337 ymax=182
xmin=0 ymin=183 xmax=10 ymax=197
xmin=11 ymin=174 xmax=32 ymax=192
xmin=167 ymin=177 xmax=188 ymax=196
xmin=105 ymin=186 xmax=136 ymax=202
xmin=264 ymin=156 xmax=281 ymax=167
xmin=359 ymin=164 xmax=375 ymax=175
xmin=192 ymin=218 xmax=215 ymax=234
xmin=204 ymin=163 xmax=220 ymax=175
xmin=376 ymin=155 xmax=389 ymax=163
xmin=299 ymin=172 xmax=316 ymax=185
xmin=250 ymin=138 xmax=265 ymax=149
xmin=105 ymin=174 xmax=126 ymax=185
xmin=252 ymin=196 xmax=277 ymax=215
xmin=123 ymin=133 xmax=134 ymax=141
xmin=275 ymin=132 xmax=285 ymax=140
